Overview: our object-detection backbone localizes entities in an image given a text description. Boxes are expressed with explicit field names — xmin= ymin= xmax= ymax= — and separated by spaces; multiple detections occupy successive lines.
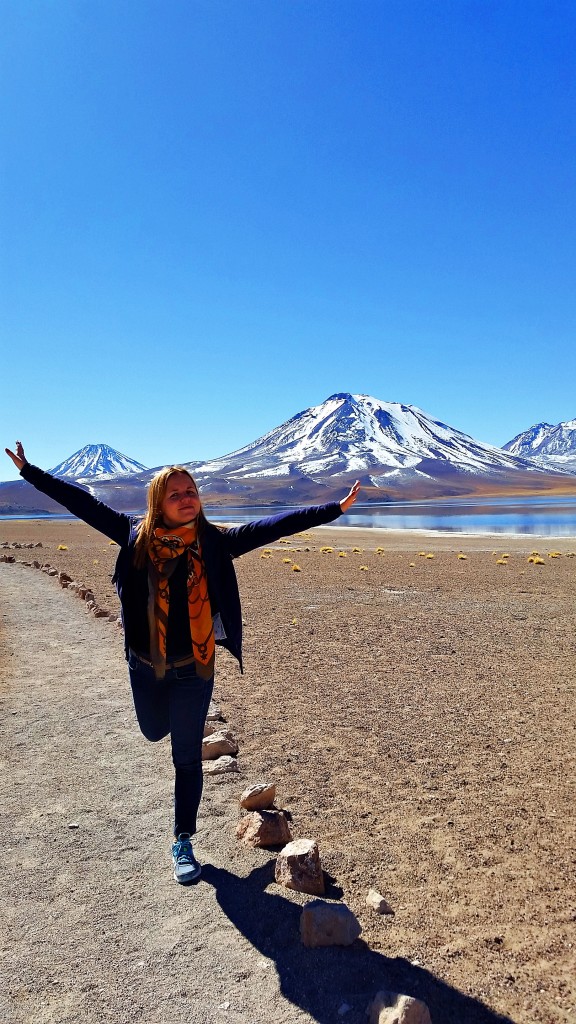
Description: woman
xmin=5 ymin=440 xmax=360 ymax=884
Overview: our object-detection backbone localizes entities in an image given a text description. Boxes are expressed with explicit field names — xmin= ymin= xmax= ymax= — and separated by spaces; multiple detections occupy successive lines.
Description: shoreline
xmin=2 ymin=515 xmax=576 ymax=543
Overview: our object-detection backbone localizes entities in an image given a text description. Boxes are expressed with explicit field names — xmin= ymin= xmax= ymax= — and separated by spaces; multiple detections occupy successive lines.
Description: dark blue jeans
xmin=128 ymin=652 xmax=214 ymax=837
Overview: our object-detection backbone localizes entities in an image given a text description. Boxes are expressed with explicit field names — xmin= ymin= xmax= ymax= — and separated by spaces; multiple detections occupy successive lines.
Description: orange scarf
xmin=147 ymin=523 xmax=214 ymax=681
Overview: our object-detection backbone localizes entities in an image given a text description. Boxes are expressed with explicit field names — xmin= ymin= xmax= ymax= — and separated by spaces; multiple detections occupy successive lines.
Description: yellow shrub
xmin=409 ymin=562 xmax=416 ymax=567
xmin=495 ymin=559 xmax=508 ymax=565
xmin=282 ymin=557 xmax=292 ymax=564
xmin=57 ymin=544 xmax=68 ymax=550
xmin=426 ymin=553 xmax=434 ymax=559
xmin=457 ymin=553 xmax=467 ymax=560
xmin=292 ymin=564 xmax=301 ymax=572
xmin=352 ymin=547 xmax=363 ymax=553
xmin=338 ymin=551 xmax=347 ymax=558
xmin=320 ymin=546 xmax=333 ymax=553
xmin=359 ymin=565 xmax=369 ymax=571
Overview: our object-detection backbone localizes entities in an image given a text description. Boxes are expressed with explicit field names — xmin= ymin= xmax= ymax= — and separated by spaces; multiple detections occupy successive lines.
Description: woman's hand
xmin=340 ymin=480 xmax=361 ymax=512
xmin=5 ymin=440 xmax=27 ymax=471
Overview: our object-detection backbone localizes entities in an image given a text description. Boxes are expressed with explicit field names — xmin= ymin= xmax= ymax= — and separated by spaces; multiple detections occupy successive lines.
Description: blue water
xmin=3 ymin=495 xmax=576 ymax=536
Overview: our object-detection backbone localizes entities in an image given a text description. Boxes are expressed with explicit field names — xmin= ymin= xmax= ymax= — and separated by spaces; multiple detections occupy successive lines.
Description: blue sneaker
xmin=172 ymin=833 xmax=201 ymax=884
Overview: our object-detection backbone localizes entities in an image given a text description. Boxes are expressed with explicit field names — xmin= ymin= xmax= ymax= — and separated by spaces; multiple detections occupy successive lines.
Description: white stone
xmin=275 ymin=838 xmax=325 ymax=895
xmin=239 ymin=782 xmax=276 ymax=810
xmin=203 ymin=755 xmax=239 ymax=775
xmin=202 ymin=730 xmax=238 ymax=760
xmin=366 ymin=889 xmax=395 ymax=914
xmin=300 ymin=901 xmax=361 ymax=947
xmin=366 ymin=992 xmax=432 ymax=1024
xmin=236 ymin=810 xmax=292 ymax=848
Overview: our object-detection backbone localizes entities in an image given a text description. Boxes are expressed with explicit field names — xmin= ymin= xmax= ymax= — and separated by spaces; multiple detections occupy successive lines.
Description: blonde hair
xmin=133 ymin=465 xmax=208 ymax=568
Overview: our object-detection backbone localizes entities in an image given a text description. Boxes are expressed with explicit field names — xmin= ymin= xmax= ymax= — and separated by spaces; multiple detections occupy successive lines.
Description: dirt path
xmin=0 ymin=561 xmax=519 ymax=1024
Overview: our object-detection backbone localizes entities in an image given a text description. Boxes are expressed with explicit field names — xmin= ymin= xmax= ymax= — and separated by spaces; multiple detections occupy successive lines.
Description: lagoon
xmin=5 ymin=494 xmax=576 ymax=536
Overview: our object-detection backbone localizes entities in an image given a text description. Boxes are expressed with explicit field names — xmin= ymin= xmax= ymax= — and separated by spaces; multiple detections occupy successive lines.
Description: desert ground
xmin=1 ymin=517 xmax=575 ymax=1024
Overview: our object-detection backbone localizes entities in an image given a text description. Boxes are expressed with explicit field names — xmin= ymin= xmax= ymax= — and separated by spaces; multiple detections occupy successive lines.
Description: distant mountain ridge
xmin=50 ymin=444 xmax=148 ymax=482
xmin=2 ymin=396 xmax=576 ymax=515
xmin=503 ymin=419 xmax=576 ymax=470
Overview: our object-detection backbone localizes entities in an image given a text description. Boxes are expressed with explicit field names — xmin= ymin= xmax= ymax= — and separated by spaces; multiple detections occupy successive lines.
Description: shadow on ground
xmin=201 ymin=862 xmax=514 ymax=1024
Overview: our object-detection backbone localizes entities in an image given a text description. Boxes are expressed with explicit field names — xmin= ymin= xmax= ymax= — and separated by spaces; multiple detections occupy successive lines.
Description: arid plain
xmin=2 ymin=517 xmax=575 ymax=1024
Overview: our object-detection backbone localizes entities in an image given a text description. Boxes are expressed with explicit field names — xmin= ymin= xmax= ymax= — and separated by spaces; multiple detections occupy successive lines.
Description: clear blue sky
xmin=2 ymin=0 xmax=575 ymax=479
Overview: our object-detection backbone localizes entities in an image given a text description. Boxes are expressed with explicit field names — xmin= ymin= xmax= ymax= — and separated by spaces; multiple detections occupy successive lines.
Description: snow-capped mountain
xmin=503 ymin=419 xmax=576 ymax=471
xmin=189 ymin=392 xmax=536 ymax=484
xmin=50 ymin=444 xmax=148 ymax=482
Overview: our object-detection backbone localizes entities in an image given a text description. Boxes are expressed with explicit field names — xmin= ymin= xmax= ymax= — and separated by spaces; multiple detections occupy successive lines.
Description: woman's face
xmin=159 ymin=472 xmax=201 ymax=527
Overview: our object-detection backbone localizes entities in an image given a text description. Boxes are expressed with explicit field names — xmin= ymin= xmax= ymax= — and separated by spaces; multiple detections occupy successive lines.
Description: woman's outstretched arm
xmin=5 ymin=440 xmax=131 ymax=546
xmin=222 ymin=480 xmax=361 ymax=559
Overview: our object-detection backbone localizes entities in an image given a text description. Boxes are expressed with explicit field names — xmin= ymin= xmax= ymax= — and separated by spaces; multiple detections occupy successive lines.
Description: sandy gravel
xmin=1 ymin=520 xmax=576 ymax=1024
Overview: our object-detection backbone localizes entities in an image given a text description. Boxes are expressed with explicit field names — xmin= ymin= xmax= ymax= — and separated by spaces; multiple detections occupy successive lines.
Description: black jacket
xmin=20 ymin=463 xmax=342 ymax=669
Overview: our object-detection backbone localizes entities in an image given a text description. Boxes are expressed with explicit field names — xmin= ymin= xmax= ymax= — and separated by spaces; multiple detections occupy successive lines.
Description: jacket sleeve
xmin=20 ymin=463 xmax=132 ymax=545
xmin=222 ymin=502 xmax=343 ymax=558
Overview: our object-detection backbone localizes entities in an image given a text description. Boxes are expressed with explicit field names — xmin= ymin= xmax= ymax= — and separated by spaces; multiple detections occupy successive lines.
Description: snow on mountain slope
xmin=191 ymin=393 xmax=536 ymax=482
xmin=503 ymin=420 xmax=576 ymax=470
xmin=50 ymin=444 xmax=148 ymax=482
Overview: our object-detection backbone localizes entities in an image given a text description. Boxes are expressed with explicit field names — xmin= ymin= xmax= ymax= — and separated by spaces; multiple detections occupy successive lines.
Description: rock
xmin=300 ymin=901 xmax=361 ymax=948
xmin=1 ymin=555 xmax=16 ymax=563
xmin=236 ymin=810 xmax=292 ymax=848
xmin=108 ymin=612 xmax=118 ymax=621
xmin=60 ymin=580 xmax=70 ymax=588
xmin=34 ymin=542 xmax=43 ymax=547
xmin=275 ymin=838 xmax=325 ymax=895
xmin=58 ymin=571 xmax=73 ymax=583
xmin=93 ymin=607 xmax=109 ymax=618
xmin=202 ymin=730 xmax=238 ymax=760
xmin=206 ymin=701 xmax=223 ymax=722
xmin=203 ymin=755 xmax=239 ymax=775
xmin=47 ymin=568 xmax=58 ymax=576
xmin=203 ymin=720 xmax=218 ymax=738
xmin=366 ymin=992 xmax=432 ymax=1024
xmin=83 ymin=590 xmax=95 ymax=603
xmin=239 ymin=782 xmax=276 ymax=810
xmin=85 ymin=600 xmax=96 ymax=611
xmin=366 ymin=889 xmax=395 ymax=915
xmin=32 ymin=560 xmax=40 ymax=569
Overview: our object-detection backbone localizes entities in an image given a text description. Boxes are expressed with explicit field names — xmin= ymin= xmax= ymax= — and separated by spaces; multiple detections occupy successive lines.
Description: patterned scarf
xmin=147 ymin=523 xmax=214 ymax=681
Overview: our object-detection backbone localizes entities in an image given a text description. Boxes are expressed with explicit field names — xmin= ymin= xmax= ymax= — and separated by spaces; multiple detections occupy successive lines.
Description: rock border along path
xmin=1 ymin=561 xmax=511 ymax=1024
xmin=1 ymin=562 xmax=314 ymax=1024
